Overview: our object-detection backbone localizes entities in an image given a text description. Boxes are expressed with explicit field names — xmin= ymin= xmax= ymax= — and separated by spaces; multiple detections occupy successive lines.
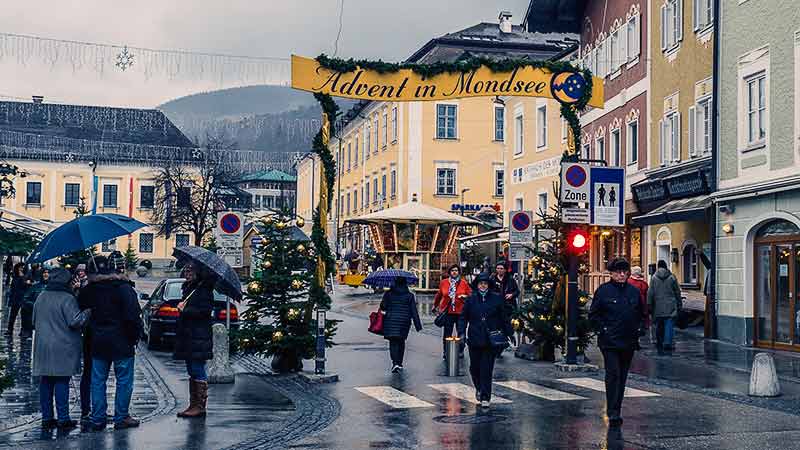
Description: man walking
xmin=78 ymin=255 xmax=143 ymax=431
xmin=590 ymin=258 xmax=643 ymax=427
xmin=490 ymin=261 xmax=519 ymax=356
xmin=648 ymin=260 xmax=682 ymax=355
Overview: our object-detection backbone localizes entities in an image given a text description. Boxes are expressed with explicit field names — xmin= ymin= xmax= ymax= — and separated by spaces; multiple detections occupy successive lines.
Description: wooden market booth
xmin=345 ymin=199 xmax=479 ymax=291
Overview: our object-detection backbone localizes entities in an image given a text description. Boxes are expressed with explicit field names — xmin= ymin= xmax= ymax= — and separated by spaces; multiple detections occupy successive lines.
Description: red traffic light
xmin=567 ymin=229 xmax=589 ymax=254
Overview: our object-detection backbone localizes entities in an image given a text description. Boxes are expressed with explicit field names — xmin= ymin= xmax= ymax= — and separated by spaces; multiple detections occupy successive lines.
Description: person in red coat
xmin=433 ymin=265 xmax=471 ymax=358
xmin=628 ymin=266 xmax=650 ymax=330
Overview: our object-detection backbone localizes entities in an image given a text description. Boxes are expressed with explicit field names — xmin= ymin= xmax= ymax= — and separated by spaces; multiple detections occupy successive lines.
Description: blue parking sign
xmin=590 ymin=167 xmax=625 ymax=227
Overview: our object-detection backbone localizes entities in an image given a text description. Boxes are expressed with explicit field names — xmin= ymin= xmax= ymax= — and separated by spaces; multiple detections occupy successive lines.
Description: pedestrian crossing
xmin=354 ymin=377 xmax=660 ymax=409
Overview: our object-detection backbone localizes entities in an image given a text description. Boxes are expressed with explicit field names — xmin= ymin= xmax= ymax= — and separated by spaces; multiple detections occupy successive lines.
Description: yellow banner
xmin=291 ymin=55 xmax=604 ymax=108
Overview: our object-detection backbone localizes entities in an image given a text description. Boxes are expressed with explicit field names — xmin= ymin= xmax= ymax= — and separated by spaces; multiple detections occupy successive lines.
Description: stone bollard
xmin=749 ymin=352 xmax=780 ymax=397
xmin=207 ymin=323 xmax=235 ymax=384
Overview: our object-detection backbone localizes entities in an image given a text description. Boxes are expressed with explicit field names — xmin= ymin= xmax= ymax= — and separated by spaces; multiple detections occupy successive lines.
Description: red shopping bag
xmin=368 ymin=311 xmax=384 ymax=335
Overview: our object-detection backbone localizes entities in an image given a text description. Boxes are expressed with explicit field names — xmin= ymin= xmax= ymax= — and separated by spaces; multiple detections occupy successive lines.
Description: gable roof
xmin=237 ymin=169 xmax=296 ymax=183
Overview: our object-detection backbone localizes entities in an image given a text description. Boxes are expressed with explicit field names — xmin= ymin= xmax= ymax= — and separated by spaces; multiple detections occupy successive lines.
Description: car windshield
xmin=164 ymin=281 xmax=228 ymax=302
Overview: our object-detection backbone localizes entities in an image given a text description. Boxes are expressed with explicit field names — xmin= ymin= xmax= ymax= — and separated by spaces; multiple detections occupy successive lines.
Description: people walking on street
xmin=490 ymin=261 xmax=519 ymax=316
xmin=627 ymin=266 xmax=650 ymax=340
xmin=433 ymin=265 xmax=471 ymax=359
xmin=74 ymin=262 xmax=93 ymax=424
xmin=6 ymin=263 xmax=31 ymax=336
xmin=379 ymin=277 xmax=423 ymax=373
xmin=589 ymin=258 xmax=644 ymax=427
xmin=174 ymin=262 xmax=215 ymax=418
xmin=78 ymin=255 xmax=143 ymax=431
xmin=457 ymin=274 xmax=514 ymax=409
xmin=648 ymin=260 xmax=682 ymax=355
xmin=21 ymin=267 xmax=48 ymax=335
xmin=32 ymin=268 xmax=87 ymax=430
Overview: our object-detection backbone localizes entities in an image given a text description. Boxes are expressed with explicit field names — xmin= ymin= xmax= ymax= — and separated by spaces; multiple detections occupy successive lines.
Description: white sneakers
xmin=480 ymin=400 xmax=490 ymax=409
xmin=391 ymin=365 xmax=403 ymax=373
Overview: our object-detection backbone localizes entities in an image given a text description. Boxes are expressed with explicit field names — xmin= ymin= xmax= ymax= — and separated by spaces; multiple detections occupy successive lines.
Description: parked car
xmin=141 ymin=278 xmax=239 ymax=350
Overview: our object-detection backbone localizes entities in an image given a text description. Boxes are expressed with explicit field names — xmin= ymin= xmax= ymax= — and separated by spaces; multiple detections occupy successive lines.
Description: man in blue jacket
xmin=589 ymin=257 xmax=644 ymax=427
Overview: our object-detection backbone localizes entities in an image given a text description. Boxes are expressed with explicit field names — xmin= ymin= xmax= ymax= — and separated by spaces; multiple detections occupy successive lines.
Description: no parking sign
xmin=509 ymin=210 xmax=533 ymax=244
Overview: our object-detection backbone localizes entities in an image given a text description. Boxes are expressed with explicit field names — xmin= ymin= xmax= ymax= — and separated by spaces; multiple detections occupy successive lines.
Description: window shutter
xmin=661 ymin=5 xmax=668 ymax=50
xmin=706 ymin=99 xmax=713 ymax=153
xmin=659 ymin=119 xmax=666 ymax=165
xmin=674 ymin=112 xmax=682 ymax=162
xmin=688 ymin=105 xmax=697 ymax=156
xmin=635 ymin=15 xmax=641 ymax=57
xmin=677 ymin=0 xmax=684 ymax=42
xmin=693 ymin=0 xmax=700 ymax=30
xmin=619 ymin=28 xmax=627 ymax=69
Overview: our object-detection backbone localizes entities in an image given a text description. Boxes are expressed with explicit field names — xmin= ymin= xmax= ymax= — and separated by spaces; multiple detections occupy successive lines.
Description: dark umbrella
xmin=172 ymin=245 xmax=242 ymax=300
xmin=362 ymin=269 xmax=419 ymax=289
xmin=28 ymin=213 xmax=147 ymax=264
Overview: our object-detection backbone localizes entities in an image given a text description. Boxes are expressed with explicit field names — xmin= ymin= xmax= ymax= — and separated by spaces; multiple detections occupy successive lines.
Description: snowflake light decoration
xmin=192 ymin=148 xmax=204 ymax=159
xmin=116 ymin=46 xmax=135 ymax=71
xmin=64 ymin=152 xmax=75 ymax=163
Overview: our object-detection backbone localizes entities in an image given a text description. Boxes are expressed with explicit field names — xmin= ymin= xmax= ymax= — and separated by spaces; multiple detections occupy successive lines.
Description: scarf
xmin=478 ymin=288 xmax=488 ymax=302
xmin=448 ymin=276 xmax=459 ymax=302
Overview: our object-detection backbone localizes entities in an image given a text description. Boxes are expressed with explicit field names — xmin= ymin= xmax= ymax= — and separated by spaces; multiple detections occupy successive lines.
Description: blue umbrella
xmin=28 ymin=213 xmax=148 ymax=264
xmin=362 ymin=269 xmax=419 ymax=288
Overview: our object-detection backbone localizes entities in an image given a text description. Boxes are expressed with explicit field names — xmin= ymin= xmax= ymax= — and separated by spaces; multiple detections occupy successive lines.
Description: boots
xmin=177 ymin=380 xmax=208 ymax=418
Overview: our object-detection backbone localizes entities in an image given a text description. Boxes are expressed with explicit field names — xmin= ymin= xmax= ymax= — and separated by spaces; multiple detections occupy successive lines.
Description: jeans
xmin=441 ymin=314 xmax=463 ymax=356
xmin=468 ymin=346 xmax=496 ymax=401
xmin=655 ymin=317 xmax=675 ymax=351
xmin=90 ymin=357 xmax=134 ymax=425
xmin=601 ymin=349 xmax=634 ymax=420
xmin=80 ymin=337 xmax=92 ymax=416
xmin=388 ymin=338 xmax=406 ymax=366
xmin=40 ymin=376 xmax=71 ymax=422
xmin=185 ymin=360 xmax=208 ymax=381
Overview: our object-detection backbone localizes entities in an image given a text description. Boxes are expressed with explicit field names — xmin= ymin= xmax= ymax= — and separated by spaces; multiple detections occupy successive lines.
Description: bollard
xmin=207 ymin=323 xmax=235 ymax=384
xmin=749 ymin=352 xmax=780 ymax=397
xmin=445 ymin=337 xmax=461 ymax=377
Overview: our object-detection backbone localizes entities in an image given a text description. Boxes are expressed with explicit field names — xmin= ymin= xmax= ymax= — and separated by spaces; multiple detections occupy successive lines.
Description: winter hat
xmin=631 ymin=266 xmax=643 ymax=277
xmin=607 ymin=257 xmax=631 ymax=272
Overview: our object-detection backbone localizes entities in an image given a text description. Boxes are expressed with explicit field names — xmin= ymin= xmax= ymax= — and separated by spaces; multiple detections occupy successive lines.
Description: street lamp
xmin=460 ymin=188 xmax=471 ymax=216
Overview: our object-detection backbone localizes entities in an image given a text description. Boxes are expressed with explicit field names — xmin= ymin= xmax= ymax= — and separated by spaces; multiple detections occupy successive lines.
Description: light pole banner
xmin=291 ymin=55 xmax=604 ymax=107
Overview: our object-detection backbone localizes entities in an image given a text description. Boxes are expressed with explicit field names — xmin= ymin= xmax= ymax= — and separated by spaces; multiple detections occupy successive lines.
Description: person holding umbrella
xmin=379 ymin=277 xmax=422 ymax=373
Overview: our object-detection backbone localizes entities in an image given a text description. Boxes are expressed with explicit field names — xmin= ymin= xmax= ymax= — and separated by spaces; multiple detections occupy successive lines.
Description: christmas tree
xmin=232 ymin=207 xmax=338 ymax=373
xmin=516 ymin=183 xmax=594 ymax=361
xmin=123 ymin=241 xmax=139 ymax=270
xmin=58 ymin=198 xmax=95 ymax=269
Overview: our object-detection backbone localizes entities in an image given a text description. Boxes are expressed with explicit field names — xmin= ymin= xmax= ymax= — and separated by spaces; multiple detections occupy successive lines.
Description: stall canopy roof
xmin=345 ymin=201 xmax=480 ymax=225
xmin=458 ymin=228 xmax=508 ymax=244
xmin=631 ymin=195 xmax=711 ymax=226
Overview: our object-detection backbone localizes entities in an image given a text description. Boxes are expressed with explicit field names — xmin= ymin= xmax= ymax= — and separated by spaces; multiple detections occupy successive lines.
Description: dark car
xmin=141 ymin=278 xmax=239 ymax=350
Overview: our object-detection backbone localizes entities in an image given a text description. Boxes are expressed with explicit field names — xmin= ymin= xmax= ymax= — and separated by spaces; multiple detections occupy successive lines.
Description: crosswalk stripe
xmin=428 ymin=383 xmax=512 ymax=404
xmin=494 ymin=380 xmax=587 ymax=401
xmin=354 ymin=386 xmax=434 ymax=409
xmin=557 ymin=377 xmax=660 ymax=397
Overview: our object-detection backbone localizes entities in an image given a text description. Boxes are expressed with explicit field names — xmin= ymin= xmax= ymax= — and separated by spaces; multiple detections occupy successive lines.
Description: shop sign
xmin=521 ymin=157 xmax=562 ymax=183
xmin=451 ymin=203 xmax=501 ymax=213
xmin=665 ymin=170 xmax=708 ymax=199
xmin=633 ymin=181 xmax=666 ymax=204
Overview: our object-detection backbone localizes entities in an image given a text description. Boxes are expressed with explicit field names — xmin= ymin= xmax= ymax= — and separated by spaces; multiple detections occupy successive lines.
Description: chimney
xmin=499 ymin=11 xmax=513 ymax=33
xmin=32 ymin=95 xmax=44 ymax=104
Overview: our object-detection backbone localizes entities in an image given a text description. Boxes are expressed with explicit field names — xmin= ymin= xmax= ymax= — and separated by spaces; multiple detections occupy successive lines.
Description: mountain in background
xmin=159 ymin=85 xmax=317 ymax=118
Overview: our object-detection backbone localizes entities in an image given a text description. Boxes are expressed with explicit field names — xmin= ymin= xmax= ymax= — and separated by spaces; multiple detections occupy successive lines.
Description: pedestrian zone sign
xmin=509 ymin=210 xmax=533 ymax=243
xmin=590 ymin=167 xmax=625 ymax=227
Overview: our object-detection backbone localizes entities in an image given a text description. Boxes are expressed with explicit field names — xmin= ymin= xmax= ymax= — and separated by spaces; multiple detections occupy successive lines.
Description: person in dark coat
xmin=173 ymin=261 xmax=215 ymax=418
xmin=490 ymin=261 xmax=519 ymax=316
xmin=648 ymin=260 xmax=682 ymax=355
xmin=589 ymin=257 xmax=644 ymax=427
xmin=379 ymin=277 xmax=422 ymax=373
xmin=78 ymin=255 xmax=142 ymax=431
xmin=457 ymin=274 xmax=514 ymax=409
xmin=5 ymin=263 xmax=30 ymax=336
xmin=21 ymin=268 xmax=48 ymax=334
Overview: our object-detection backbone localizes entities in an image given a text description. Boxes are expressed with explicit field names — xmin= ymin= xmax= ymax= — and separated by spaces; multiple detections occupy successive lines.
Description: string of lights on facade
xmin=0 ymin=32 xmax=290 ymax=87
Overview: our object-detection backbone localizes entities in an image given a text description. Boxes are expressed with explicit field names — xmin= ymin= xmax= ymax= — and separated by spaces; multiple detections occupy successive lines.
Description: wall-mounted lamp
xmin=671 ymin=248 xmax=679 ymax=263
xmin=722 ymin=223 xmax=734 ymax=234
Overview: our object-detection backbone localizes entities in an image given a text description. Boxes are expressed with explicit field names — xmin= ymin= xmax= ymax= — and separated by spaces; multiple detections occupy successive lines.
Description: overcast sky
xmin=0 ymin=0 xmax=529 ymax=108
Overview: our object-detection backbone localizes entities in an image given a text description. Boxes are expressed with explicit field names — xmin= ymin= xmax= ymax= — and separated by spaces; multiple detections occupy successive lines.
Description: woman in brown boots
xmin=174 ymin=262 xmax=215 ymax=418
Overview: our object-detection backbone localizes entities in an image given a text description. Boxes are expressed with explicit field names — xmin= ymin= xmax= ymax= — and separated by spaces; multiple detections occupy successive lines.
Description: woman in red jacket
xmin=433 ymin=265 xmax=471 ymax=358
xmin=627 ymin=266 xmax=651 ymax=331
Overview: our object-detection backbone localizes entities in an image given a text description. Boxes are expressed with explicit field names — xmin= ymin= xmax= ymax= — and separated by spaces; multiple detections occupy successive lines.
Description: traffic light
xmin=567 ymin=228 xmax=589 ymax=255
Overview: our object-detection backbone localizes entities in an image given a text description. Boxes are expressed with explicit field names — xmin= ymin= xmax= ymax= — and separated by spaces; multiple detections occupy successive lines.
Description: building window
xmin=596 ymin=136 xmax=606 ymax=162
xmin=365 ymin=126 xmax=371 ymax=157
xmin=626 ymin=15 xmax=640 ymax=62
xmin=610 ymin=29 xmax=620 ymax=74
xmin=381 ymin=173 xmax=387 ymax=199
xmin=693 ymin=0 xmax=713 ymax=31
xmin=495 ymin=169 xmax=504 ymax=197
xmin=494 ymin=106 xmax=505 ymax=141
xmin=514 ymin=114 xmax=524 ymax=155
xmin=627 ymin=120 xmax=639 ymax=164
xmin=364 ymin=182 xmax=369 ymax=205
xmin=683 ymin=244 xmax=698 ymax=284
xmin=102 ymin=185 xmax=118 ymax=208
xmin=661 ymin=0 xmax=683 ymax=52
xmin=537 ymin=105 xmax=547 ymax=148
xmin=175 ymin=233 xmax=190 ymax=248
xmin=346 ymin=193 xmax=350 ymax=215
xmin=582 ymin=143 xmax=591 ymax=160
xmin=140 ymin=185 xmax=154 ymax=208
xmin=390 ymin=169 xmax=397 ymax=198
xmin=101 ymin=239 xmax=116 ymax=253
xmin=611 ymin=129 xmax=621 ymax=166
xmin=391 ymin=106 xmax=398 ymax=142
xmin=353 ymin=190 xmax=358 ymax=212
xmin=690 ymin=97 xmax=712 ymax=156
xmin=514 ymin=197 xmax=523 ymax=211
xmin=139 ymin=233 xmax=154 ymax=253
xmin=355 ymin=137 xmax=360 ymax=164
xmin=339 ymin=195 xmax=343 ymax=213
xmin=436 ymin=104 xmax=457 ymax=139
xmin=374 ymin=116 xmax=380 ymax=152
xmin=64 ymin=183 xmax=80 ymax=206
xmin=373 ymin=178 xmax=379 ymax=203
xmin=597 ymin=40 xmax=607 ymax=78
xmin=537 ymin=192 xmax=548 ymax=215
xmin=177 ymin=187 xmax=191 ymax=208
xmin=382 ymin=110 xmax=388 ymax=148
xmin=747 ymin=73 xmax=766 ymax=145
xmin=26 ymin=181 xmax=42 ymax=205
xmin=436 ymin=168 xmax=456 ymax=196
xmin=661 ymin=112 xmax=681 ymax=165
xmin=347 ymin=142 xmax=351 ymax=171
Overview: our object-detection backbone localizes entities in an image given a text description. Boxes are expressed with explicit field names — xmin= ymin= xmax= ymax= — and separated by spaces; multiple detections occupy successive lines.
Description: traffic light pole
xmin=565 ymin=243 xmax=579 ymax=365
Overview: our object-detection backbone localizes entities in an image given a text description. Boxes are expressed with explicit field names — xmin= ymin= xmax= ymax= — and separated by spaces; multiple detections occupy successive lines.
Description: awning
xmin=632 ymin=195 xmax=712 ymax=226
xmin=345 ymin=201 xmax=480 ymax=225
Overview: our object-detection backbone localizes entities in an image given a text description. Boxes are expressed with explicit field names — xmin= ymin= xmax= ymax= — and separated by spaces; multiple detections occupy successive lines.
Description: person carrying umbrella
xmin=379 ymin=277 xmax=422 ymax=373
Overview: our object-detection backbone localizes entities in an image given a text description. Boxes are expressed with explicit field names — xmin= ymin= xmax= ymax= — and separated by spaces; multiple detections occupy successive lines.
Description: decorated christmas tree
xmin=123 ymin=241 xmax=139 ymax=270
xmin=232 ymin=207 xmax=338 ymax=373
xmin=58 ymin=198 xmax=95 ymax=269
xmin=516 ymin=184 xmax=594 ymax=361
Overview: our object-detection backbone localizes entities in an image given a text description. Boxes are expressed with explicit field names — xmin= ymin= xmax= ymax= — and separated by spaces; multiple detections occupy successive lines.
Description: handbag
xmin=368 ymin=310 xmax=384 ymax=335
xmin=434 ymin=296 xmax=456 ymax=328
xmin=676 ymin=309 xmax=689 ymax=330
xmin=488 ymin=329 xmax=509 ymax=350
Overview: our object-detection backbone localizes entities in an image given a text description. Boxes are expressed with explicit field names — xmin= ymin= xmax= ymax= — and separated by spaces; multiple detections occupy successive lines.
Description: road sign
xmin=563 ymin=207 xmax=590 ymax=224
xmin=509 ymin=210 xmax=533 ymax=243
xmin=590 ymin=167 xmax=626 ymax=227
xmin=560 ymin=163 xmax=590 ymax=203
xmin=509 ymin=244 xmax=533 ymax=261
xmin=218 ymin=247 xmax=243 ymax=268
xmin=215 ymin=212 xmax=243 ymax=247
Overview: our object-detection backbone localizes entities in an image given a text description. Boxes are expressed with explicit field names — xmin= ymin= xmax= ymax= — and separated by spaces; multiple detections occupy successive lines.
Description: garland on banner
xmin=315 ymin=54 xmax=594 ymax=156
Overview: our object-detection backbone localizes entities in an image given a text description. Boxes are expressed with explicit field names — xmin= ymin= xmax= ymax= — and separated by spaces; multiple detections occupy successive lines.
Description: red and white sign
xmin=560 ymin=162 xmax=590 ymax=203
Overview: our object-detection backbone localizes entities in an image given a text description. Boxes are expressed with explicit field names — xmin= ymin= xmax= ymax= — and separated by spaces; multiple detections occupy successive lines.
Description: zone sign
xmin=560 ymin=163 xmax=590 ymax=203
